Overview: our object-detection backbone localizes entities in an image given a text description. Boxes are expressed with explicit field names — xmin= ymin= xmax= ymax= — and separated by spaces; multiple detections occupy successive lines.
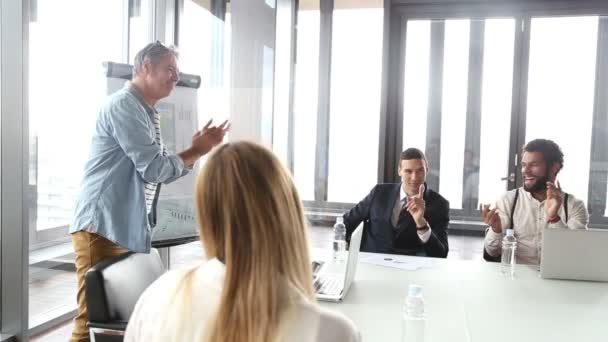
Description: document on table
xmin=360 ymin=254 xmax=434 ymax=271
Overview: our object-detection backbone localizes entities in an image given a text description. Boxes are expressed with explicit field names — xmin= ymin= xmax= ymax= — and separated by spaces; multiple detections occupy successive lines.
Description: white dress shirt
xmin=391 ymin=185 xmax=432 ymax=243
xmin=484 ymin=188 xmax=588 ymax=265
xmin=124 ymin=258 xmax=361 ymax=342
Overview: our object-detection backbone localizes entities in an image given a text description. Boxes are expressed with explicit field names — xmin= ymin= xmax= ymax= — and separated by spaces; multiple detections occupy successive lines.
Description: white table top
xmin=317 ymin=252 xmax=608 ymax=342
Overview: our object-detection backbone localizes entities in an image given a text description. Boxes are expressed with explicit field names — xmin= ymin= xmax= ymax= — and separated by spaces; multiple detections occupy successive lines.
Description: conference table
xmin=316 ymin=252 xmax=608 ymax=342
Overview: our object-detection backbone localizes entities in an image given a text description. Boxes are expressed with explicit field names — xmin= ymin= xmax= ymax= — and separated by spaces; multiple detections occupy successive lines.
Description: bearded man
xmin=481 ymin=139 xmax=588 ymax=265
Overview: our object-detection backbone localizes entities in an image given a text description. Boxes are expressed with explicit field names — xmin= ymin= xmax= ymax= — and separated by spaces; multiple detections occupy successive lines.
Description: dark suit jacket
xmin=343 ymin=183 xmax=449 ymax=258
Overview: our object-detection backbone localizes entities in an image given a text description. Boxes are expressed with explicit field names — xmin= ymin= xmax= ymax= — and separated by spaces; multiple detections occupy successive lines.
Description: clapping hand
xmin=192 ymin=119 xmax=230 ymax=156
xmin=546 ymin=180 xmax=562 ymax=221
xmin=480 ymin=203 xmax=502 ymax=233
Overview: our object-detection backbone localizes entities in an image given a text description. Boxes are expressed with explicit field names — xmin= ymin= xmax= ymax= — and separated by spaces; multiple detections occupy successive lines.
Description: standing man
xmin=343 ymin=148 xmax=450 ymax=258
xmin=481 ymin=139 xmax=588 ymax=265
xmin=69 ymin=42 xmax=229 ymax=342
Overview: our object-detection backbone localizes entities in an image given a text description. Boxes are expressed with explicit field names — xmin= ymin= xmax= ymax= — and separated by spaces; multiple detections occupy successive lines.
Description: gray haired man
xmin=68 ymin=41 xmax=229 ymax=342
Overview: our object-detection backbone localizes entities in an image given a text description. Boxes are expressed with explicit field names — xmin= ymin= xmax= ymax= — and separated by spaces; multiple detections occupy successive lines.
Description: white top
xmin=391 ymin=185 xmax=432 ymax=243
xmin=484 ymin=188 xmax=588 ymax=264
xmin=124 ymin=258 xmax=361 ymax=342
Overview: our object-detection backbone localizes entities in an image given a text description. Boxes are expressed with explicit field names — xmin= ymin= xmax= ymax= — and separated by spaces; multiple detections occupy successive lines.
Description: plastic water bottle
xmin=501 ymin=229 xmax=517 ymax=277
xmin=332 ymin=216 xmax=347 ymax=262
xmin=402 ymin=284 xmax=425 ymax=342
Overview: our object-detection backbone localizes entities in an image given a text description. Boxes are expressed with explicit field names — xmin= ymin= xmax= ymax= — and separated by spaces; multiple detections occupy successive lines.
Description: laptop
xmin=540 ymin=228 xmax=608 ymax=282
xmin=313 ymin=224 xmax=363 ymax=302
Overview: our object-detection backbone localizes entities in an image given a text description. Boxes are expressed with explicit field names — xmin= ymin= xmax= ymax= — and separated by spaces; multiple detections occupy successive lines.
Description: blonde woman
xmin=124 ymin=141 xmax=360 ymax=342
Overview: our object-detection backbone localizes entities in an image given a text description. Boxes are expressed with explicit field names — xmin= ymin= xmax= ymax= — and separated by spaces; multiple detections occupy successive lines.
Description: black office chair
xmin=85 ymin=249 xmax=165 ymax=342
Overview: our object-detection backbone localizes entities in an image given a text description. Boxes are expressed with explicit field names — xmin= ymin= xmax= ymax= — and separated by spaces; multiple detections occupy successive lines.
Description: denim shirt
xmin=70 ymin=83 xmax=190 ymax=253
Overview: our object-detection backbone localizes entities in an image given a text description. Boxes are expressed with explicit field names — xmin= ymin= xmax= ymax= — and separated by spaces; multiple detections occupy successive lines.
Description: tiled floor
xmin=30 ymin=227 xmax=484 ymax=341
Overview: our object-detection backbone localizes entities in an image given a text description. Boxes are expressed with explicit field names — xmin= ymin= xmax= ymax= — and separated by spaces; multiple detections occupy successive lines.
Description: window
xmin=526 ymin=16 xmax=598 ymax=207
xmin=477 ymin=19 xmax=516 ymax=207
xmin=261 ymin=45 xmax=275 ymax=147
xmin=28 ymin=0 xmax=124 ymax=328
xmin=401 ymin=18 xmax=515 ymax=214
xmin=292 ymin=1 xmax=320 ymax=201
xmin=327 ymin=0 xmax=383 ymax=203
xmin=178 ymin=0 xmax=231 ymax=143
xmin=285 ymin=1 xmax=608 ymax=231
xmin=402 ymin=20 xmax=431 ymax=152
xmin=29 ymin=0 xmax=123 ymax=235
xmin=129 ymin=0 xmax=153 ymax=61
xmin=170 ymin=1 xmax=233 ymax=269
xmin=438 ymin=19 xmax=470 ymax=210
xmin=272 ymin=0 xmax=294 ymax=164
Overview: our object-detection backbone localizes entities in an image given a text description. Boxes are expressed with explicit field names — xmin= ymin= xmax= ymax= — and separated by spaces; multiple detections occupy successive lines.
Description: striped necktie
xmin=398 ymin=197 xmax=409 ymax=224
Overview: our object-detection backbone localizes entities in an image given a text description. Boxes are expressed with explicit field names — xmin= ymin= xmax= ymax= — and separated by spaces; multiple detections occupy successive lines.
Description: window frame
xmin=1 ymin=0 xmax=28 ymax=339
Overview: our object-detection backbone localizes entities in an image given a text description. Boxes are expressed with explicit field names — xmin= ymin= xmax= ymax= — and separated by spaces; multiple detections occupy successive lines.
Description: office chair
xmin=85 ymin=249 xmax=165 ymax=342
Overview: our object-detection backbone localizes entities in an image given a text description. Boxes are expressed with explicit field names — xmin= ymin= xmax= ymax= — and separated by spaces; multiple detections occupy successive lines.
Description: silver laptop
xmin=541 ymin=228 xmax=608 ymax=282
xmin=313 ymin=224 xmax=363 ymax=302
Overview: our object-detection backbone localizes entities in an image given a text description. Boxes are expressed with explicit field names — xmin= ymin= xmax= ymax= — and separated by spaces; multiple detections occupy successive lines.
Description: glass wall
xmin=293 ymin=0 xmax=320 ymax=201
xmin=29 ymin=0 xmax=123 ymax=242
xmin=28 ymin=0 xmax=125 ymax=329
xmin=525 ymin=16 xmax=598 ymax=206
xmin=402 ymin=20 xmax=431 ymax=152
xmin=401 ymin=18 xmax=515 ymax=216
xmin=477 ymin=19 xmax=516 ymax=208
xmin=438 ymin=19 xmax=470 ymax=210
xmin=171 ymin=0 xmax=232 ymax=269
xmin=395 ymin=11 xmax=608 ymax=227
xmin=273 ymin=0 xmax=292 ymax=164
xmin=178 ymin=0 xmax=231 ymax=136
xmin=327 ymin=0 xmax=383 ymax=203
xmin=129 ymin=0 xmax=153 ymax=61
xmin=286 ymin=0 xmax=384 ymax=205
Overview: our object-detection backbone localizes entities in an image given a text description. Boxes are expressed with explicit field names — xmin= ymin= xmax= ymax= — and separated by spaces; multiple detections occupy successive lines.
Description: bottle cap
xmin=505 ymin=229 xmax=514 ymax=237
xmin=336 ymin=216 xmax=344 ymax=224
xmin=408 ymin=284 xmax=423 ymax=297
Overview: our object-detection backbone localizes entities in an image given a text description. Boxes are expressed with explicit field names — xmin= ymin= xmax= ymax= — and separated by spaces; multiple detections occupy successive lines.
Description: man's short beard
xmin=523 ymin=175 xmax=549 ymax=193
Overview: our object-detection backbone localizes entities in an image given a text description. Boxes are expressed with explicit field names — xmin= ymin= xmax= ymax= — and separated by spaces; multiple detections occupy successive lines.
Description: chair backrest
xmin=85 ymin=249 xmax=165 ymax=324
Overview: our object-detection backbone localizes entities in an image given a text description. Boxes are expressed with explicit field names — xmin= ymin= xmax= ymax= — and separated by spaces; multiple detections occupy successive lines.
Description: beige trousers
xmin=70 ymin=231 xmax=128 ymax=342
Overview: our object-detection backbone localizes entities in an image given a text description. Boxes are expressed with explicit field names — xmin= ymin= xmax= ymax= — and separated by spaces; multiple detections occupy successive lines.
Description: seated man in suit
xmin=343 ymin=148 xmax=449 ymax=258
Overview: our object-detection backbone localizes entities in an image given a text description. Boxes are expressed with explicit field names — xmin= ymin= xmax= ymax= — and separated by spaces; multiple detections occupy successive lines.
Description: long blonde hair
xmin=193 ymin=141 xmax=315 ymax=342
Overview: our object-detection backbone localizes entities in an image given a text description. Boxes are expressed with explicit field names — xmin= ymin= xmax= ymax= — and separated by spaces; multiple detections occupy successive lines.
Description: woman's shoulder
xmin=314 ymin=306 xmax=361 ymax=342
xmin=125 ymin=261 xmax=222 ymax=341
xmin=289 ymin=295 xmax=361 ymax=342
xmin=146 ymin=267 xmax=193 ymax=292
xmin=131 ymin=267 xmax=194 ymax=316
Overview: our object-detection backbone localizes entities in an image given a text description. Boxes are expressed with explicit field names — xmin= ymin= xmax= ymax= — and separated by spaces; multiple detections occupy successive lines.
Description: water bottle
xmin=501 ymin=229 xmax=517 ymax=277
xmin=332 ymin=216 xmax=347 ymax=262
xmin=402 ymin=284 xmax=425 ymax=342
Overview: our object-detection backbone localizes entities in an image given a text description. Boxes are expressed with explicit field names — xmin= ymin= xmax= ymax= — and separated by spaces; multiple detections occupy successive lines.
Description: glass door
xmin=524 ymin=15 xmax=608 ymax=228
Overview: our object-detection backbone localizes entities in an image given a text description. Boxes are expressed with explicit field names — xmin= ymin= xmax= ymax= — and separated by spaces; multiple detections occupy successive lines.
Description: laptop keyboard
xmin=314 ymin=276 xmax=342 ymax=295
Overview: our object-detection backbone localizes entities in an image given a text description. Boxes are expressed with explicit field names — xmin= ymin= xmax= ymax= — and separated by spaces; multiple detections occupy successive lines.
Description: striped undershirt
xmin=144 ymin=110 xmax=167 ymax=214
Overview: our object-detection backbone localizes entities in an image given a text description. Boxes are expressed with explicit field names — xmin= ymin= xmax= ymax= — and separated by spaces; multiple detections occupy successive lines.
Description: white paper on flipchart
xmin=360 ymin=254 xmax=434 ymax=271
